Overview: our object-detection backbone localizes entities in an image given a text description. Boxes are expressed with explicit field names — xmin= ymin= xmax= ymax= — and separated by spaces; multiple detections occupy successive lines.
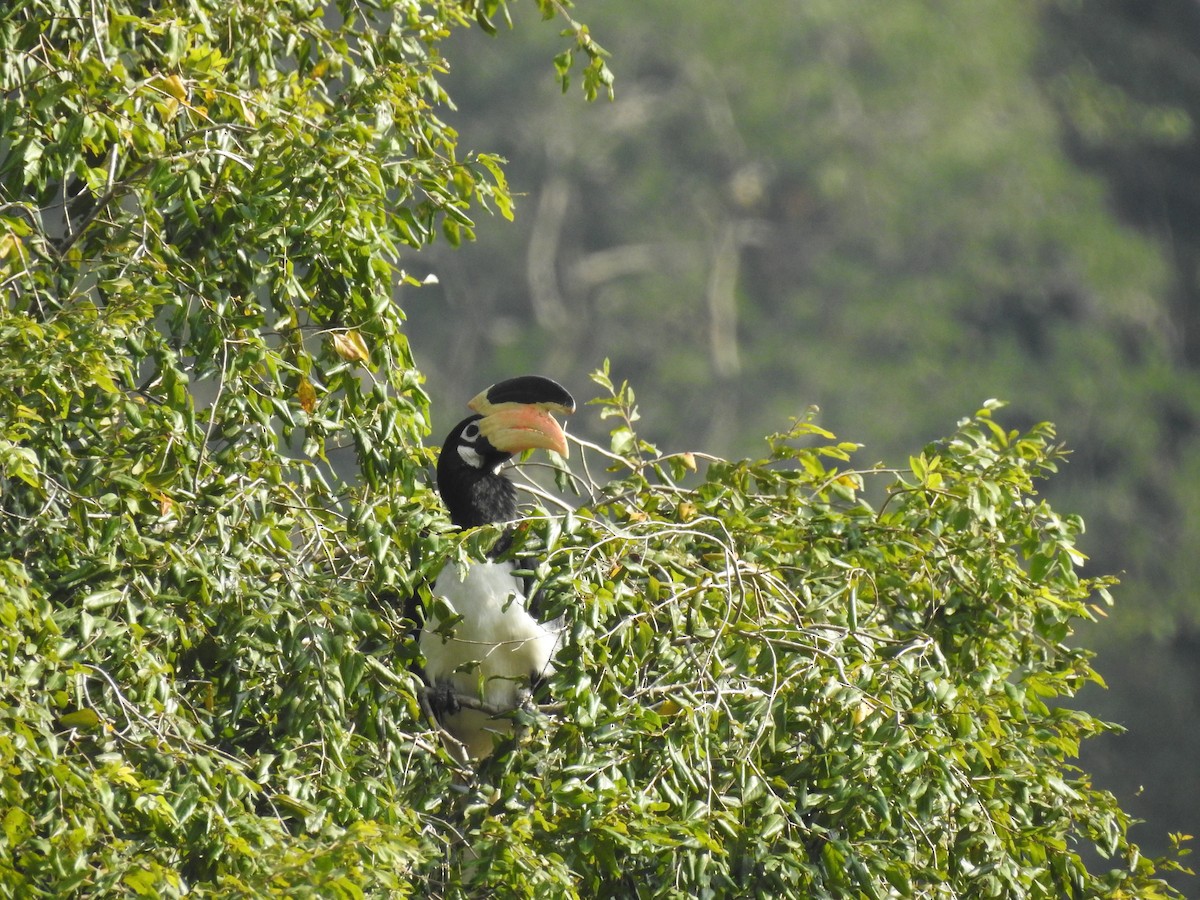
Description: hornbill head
xmin=436 ymin=375 xmax=575 ymax=529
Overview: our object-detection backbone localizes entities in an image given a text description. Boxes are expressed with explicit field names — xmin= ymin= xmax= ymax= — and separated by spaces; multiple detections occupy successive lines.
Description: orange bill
xmin=477 ymin=405 xmax=570 ymax=457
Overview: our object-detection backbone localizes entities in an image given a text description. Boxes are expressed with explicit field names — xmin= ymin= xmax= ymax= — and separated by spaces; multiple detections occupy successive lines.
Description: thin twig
xmin=193 ymin=339 xmax=229 ymax=494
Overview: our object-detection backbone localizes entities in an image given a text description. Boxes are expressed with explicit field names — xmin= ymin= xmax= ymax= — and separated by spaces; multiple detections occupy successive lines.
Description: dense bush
xmin=0 ymin=1 xmax=1189 ymax=896
xmin=452 ymin=376 xmax=1190 ymax=897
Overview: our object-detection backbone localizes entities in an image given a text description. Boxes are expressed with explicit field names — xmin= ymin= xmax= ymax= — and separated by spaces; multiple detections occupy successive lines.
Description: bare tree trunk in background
xmin=527 ymin=175 xmax=572 ymax=331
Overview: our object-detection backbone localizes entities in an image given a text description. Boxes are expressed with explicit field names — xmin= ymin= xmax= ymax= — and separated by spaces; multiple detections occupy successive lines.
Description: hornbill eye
xmin=462 ymin=421 xmax=481 ymax=442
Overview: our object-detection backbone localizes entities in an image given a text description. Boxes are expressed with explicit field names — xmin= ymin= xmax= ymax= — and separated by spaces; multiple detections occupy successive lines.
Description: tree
xmin=410 ymin=0 xmax=1200 ymax=640
xmin=0 ymin=0 xmax=604 ymax=893
xmin=1037 ymin=0 xmax=1200 ymax=641
xmin=1042 ymin=0 xmax=1200 ymax=368
xmin=406 ymin=7 xmax=1200 ymax=876
xmin=0 ymin=1 xmax=1191 ymax=896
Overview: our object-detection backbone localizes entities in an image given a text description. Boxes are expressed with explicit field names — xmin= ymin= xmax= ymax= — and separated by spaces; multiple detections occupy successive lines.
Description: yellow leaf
xmin=852 ymin=698 xmax=875 ymax=726
xmin=656 ymin=698 xmax=683 ymax=717
xmin=123 ymin=867 xmax=159 ymax=897
xmin=3 ymin=807 xmax=33 ymax=846
xmin=331 ymin=330 xmax=370 ymax=363
xmin=298 ymin=377 xmax=317 ymax=414
xmin=91 ymin=365 xmax=119 ymax=394
xmin=161 ymin=73 xmax=188 ymax=102
xmin=111 ymin=764 xmax=141 ymax=789
xmin=238 ymin=96 xmax=256 ymax=126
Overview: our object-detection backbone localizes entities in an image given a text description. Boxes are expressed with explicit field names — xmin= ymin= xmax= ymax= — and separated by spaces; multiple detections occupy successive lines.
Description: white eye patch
xmin=463 ymin=422 xmax=481 ymax=440
xmin=457 ymin=444 xmax=484 ymax=469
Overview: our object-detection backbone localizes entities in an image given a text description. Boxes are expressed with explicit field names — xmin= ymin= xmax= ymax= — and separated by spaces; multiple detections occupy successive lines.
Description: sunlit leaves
xmin=0 ymin=0 xmax=601 ymax=894
xmin=330 ymin=329 xmax=370 ymax=364
xmin=1 ymin=0 xmax=1190 ymax=896
xmin=461 ymin=371 xmax=1192 ymax=897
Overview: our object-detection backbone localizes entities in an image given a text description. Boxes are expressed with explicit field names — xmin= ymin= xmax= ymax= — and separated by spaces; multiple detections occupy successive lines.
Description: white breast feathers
xmin=421 ymin=560 xmax=561 ymax=759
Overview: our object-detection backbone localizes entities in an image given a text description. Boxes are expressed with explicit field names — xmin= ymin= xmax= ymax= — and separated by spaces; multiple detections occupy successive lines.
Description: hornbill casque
xmin=420 ymin=375 xmax=575 ymax=762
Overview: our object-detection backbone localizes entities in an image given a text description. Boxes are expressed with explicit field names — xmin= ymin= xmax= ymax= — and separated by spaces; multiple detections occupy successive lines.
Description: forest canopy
xmin=0 ymin=0 xmax=1193 ymax=896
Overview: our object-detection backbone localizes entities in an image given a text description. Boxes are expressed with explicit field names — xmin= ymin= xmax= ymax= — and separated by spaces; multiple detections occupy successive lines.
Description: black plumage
xmin=435 ymin=415 xmax=520 ymax=529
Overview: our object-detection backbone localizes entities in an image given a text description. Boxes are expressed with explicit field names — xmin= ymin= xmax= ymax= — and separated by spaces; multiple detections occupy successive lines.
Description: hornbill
xmin=420 ymin=375 xmax=575 ymax=762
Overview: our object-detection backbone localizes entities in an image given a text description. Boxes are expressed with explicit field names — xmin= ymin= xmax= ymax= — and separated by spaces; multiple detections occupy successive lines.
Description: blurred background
xmin=403 ymin=0 xmax=1200 ymax=884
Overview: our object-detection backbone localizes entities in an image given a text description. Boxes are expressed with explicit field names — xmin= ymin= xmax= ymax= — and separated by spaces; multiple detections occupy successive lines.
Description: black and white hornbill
xmin=421 ymin=375 xmax=575 ymax=761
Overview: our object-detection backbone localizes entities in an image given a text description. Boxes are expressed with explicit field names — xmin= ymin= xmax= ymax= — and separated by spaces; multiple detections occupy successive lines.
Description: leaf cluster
xmin=0 ymin=1 xmax=1192 ymax=897
xmin=439 ymin=370 xmax=1188 ymax=897
xmin=0 ymin=1 xmax=606 ymax=895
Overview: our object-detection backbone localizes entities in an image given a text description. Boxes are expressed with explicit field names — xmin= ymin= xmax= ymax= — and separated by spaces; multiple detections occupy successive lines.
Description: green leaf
xmin=59 ymin=709 xmax=101 ymax=730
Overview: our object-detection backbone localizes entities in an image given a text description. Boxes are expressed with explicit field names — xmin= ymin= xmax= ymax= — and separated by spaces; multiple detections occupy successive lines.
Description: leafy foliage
xmin=407 ymin=0 xmax=1200 ymax=644
xmin=0 ymin=0 xmax=599 ymax=894
xmin=0 ymin=0 xmax=1191 ymax=897
xmin=453 ymin=371 xmax=1189 ymax=898
xmin=404 ymin=0 xmax=1200 ymax=880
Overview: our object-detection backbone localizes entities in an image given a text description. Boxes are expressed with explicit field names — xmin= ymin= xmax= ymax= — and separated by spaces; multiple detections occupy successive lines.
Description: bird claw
xmin=427 ymin=682 xmax=461 ymax=718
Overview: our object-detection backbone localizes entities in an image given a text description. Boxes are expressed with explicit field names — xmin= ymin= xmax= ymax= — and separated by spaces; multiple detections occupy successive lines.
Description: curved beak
xmin=478 ymin=405 xmax=570 ymax=458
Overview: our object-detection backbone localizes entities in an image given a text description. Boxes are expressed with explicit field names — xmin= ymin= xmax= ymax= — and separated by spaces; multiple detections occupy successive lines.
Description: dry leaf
xmin=331 ymin=330 xmax=370 ymax=363
xmin=298 ymin=376 xmax=317 ymax=413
